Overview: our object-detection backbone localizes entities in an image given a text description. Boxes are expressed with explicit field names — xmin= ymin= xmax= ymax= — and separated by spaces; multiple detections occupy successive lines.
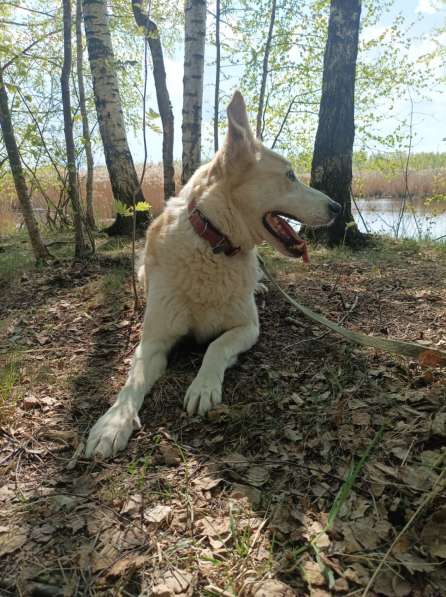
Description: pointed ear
xmin=227 ymin=91 xmax=253 ymax=142
xmin=222 ymin=91 xmax=256 ymax=172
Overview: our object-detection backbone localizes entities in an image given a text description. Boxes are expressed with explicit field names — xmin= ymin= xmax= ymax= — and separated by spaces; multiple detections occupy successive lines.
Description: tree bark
xmin=306 ymin=0 xmax=365 ymax=246
xmin=213 ymin=0 xmax=220 ymax=152
xmin=256 ymin=0 xmax=276 ymax=140
xmin=0 ymin=68 xmax=50 ymax=262
xmin=131 ymin=0 xmax=175 ymax=201
xmin=62 ymin=0 xmax=88 ymax=258
xmin=82 ymin=0 xmax=148 ymax=235
xmin=181 ymin=0 xmax=206 ymax=185
xmin=76 ymin=0 xmax=95 ymax=230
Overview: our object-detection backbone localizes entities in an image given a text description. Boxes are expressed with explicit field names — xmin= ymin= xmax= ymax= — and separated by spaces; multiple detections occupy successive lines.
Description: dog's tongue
xmin=294 ymin=237 xmax=309 ymax=263
xmin=279 ymin=217 xmax=309 ymax=263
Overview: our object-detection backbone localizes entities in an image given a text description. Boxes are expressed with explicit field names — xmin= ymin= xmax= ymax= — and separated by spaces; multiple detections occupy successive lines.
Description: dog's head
xmin=213 ymin=91 xmax=341 ymax=259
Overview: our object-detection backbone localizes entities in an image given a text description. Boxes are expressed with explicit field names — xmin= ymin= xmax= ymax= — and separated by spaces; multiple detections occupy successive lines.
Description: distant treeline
xmin=294 ymin=151 xmax=446 ymax=174
xmin=293 ymin=152 xmax=446 ymax=199
xmin=2 ymin=153 xmax=446 ymax=236
xmin=353 ymin=152 xmax=446 ymax=199
xmin=353 ymin=151 xmax=446 ymax=173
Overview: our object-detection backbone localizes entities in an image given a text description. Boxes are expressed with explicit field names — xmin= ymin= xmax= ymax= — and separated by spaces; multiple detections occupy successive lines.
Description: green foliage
xmin=0 ymin=0 xmax=182 ymax=215
xmin=353 ymin=151 xmax=446 ymax=173
xmin=115 ymin=200 xmax=151 ymax=217
xmin=214 ymin=0 xmax=440 ymax=164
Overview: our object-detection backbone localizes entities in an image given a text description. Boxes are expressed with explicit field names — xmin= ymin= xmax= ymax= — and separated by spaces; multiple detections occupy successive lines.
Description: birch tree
xmin=0 ymin=68 xmax=50 ymax=262
xmin=132 ymin=0 xmax=175 ymax=201
xmin=309 ymin=0 xmax=364 ymax=246
xmin=213 ymin=0 xmax=221 ymax=152
xmin=181 ymin=0 xmax=206 ymax=184
xmin=82 ymin=0 xmax=147 ymax=235
xmin=62 ymin=0 xmax=88 ymax=258
xmin=256 ymin=0 xmax=276 ymax=140
xmin=76 ymin=0 xmax=95 ymax=230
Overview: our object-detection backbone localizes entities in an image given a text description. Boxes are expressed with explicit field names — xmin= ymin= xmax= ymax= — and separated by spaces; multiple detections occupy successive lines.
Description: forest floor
xmin=0 ymin=233 xmax=445 ymax=596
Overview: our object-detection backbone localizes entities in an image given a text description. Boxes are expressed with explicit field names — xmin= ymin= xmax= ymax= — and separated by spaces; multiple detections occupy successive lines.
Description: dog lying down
xmin=86 ymin=91 xmax=341 ymax=459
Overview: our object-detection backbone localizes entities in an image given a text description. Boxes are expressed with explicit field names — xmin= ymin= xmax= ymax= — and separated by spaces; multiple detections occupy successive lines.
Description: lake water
xmin=352 ymin=197 xmax=446 ymax=241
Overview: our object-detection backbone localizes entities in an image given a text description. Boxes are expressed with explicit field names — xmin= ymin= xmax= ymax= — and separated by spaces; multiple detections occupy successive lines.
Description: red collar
xmin=188 ymin=198 xmax=240 ymax=256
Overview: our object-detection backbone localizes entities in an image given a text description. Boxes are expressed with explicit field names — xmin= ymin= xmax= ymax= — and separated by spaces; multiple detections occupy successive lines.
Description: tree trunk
xmin=306 ymin=0 xmax=364 ymax=247
xmin=213 ymin=0 xmax=220 ymax=152
xmin=256 ymin=0 xmax=276 ymax=140
xmin=131 ymin=0 xmax=175 ymax=201
xmin=181 ymin=0 xmax=206 ymax=185
xmin=76 ymin=0 xmax=95 ymax=230
xmin=82 ymin=0 xmax=148 ymax=235
xmin=62 ymin=0 xmax=89 ymax=259
xmin=0 ymin=68 xmax=50 ymax=262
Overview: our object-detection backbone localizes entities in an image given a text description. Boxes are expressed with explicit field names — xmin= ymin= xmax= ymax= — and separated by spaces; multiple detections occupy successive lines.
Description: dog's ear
xmin=227 ymin=91 xmax=253 ymax=142
xmin=220 ymin=91 xmax=256 ymax=174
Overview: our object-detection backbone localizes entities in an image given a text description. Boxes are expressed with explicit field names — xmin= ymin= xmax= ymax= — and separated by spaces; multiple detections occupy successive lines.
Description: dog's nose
xmin=328 ymin=200 xmax=342 ymax=215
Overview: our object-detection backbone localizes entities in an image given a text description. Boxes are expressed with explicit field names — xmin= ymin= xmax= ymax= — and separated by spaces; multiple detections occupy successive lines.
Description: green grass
xmin=101 ymin=267 xmax=128 ymax=294
xmin=260 ymin=235 xmax=446 ymax=276
xmin=0 ymin=239 xmax=33 ymax=283
xmin=0 ymin=351 xmax=22 ymax=424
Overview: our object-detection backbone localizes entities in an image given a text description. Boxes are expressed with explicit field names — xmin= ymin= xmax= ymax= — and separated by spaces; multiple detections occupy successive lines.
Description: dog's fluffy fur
xmin=86 ymin=92 xmax=338 ymax=459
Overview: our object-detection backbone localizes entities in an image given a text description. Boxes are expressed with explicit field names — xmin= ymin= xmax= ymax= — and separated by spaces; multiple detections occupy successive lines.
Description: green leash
xmin=258 ymin=256 xmax=446 ymax=367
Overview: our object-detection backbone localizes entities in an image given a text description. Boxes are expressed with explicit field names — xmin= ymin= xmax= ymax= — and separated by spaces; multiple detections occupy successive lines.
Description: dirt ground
xmin=0 ymin=237 xmax=445 ymax=596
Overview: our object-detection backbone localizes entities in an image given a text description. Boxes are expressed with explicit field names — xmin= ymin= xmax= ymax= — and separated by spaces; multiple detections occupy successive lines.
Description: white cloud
xmin=416 ymin=0 xmax=442 ymax=14
xmin=361 ymin=25 xmax=390 ymax=43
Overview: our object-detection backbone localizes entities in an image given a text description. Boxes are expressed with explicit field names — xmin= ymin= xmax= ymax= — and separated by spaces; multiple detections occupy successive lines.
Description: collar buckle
xmin=188 ymin=198 xmax=240 ymax=258
xmin=212 ymin=239 xmax=226 ymax=254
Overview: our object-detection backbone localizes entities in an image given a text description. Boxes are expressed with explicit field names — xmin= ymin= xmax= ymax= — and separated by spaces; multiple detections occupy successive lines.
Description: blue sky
xmin=126 ymin=0 xmax=446 ymax=165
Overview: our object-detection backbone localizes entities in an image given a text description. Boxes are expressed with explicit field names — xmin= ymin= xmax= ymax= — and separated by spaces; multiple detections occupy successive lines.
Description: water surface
xmin=352 ymin=197 xmax=446 ymax=240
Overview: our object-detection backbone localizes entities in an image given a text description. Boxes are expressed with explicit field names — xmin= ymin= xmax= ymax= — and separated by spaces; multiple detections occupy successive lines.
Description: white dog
xmin=86 ymin=91 xmax=340 ymax=459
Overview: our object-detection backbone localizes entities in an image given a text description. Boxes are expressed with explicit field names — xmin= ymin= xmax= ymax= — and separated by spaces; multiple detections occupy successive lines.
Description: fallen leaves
xmin=1 ymin=243 xmax=446 ymax=596
xmin=373 ymin=570 xmax=411 ymax=597
xmin=0 ymin=525 xmax=28 ymax=557
xmin=145 ymin=504 xmax=172 ymax=526
xmin=156 ymin=441 xmax=182 ymax=466
xmin=152 ymin=569 xmax=194 ymax=597
xmin=420 ymin=507 xmax=446 ymax=558
xmin=249 ymin=579 xmax=295 ymax=596
xmin=107 ymin=554 xmax=148 ymax=578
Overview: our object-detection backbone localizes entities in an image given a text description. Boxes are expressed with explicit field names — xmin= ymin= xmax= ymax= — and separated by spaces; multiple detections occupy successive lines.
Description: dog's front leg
xmin=184 ymin=323 xmax=259 ymax=416
xmin=85 ymin=337 xmax=174 ymax=459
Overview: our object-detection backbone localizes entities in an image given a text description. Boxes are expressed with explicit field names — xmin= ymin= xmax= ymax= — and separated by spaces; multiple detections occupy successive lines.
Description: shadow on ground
xmin=1 ymin=242 xmax=445 ymax=595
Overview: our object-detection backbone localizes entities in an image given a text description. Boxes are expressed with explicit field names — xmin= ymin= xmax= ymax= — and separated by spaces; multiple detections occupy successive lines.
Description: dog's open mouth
xmin=263 ymin=212 xmax=309 ymax=262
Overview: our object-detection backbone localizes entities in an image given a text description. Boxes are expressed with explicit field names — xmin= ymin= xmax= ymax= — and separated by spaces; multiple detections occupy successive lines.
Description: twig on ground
xmin=131 ymin=30 xmax=150 ymax=311
xmin=361 ymin=463 xmax=446 ymax=596
xmin=351 ymin=192 xmax=370 ymax=234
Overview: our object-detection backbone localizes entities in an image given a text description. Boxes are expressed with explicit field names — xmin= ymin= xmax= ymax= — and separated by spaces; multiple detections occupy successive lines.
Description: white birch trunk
xmin=76 ymin=0 xmax=95 ymax=230
xmin=82 ymin=0 xmax=146 ymax=234
xmin=181 ymin=0 xmax=206 ymax=185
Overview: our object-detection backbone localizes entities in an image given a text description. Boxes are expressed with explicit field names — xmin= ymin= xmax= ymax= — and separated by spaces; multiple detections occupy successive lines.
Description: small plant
xmin=229 ymin=504 xmax=253 ymax=558
xmin=127 ymin=455 xmax=152 ymax=490
xmin=115 ymin=200 xmax=151 ymax=217
xmin=0 ymin=352 xmax=22 ymax=424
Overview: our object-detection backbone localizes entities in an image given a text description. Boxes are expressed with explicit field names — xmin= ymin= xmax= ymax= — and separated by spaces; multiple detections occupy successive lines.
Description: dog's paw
xmin=255 ymin=282 xmax=268 ymax=295
xmin=85 ymin=406 xmax=141 ymax=460
xmin=184 ymin=375 xmax=222 ymax=417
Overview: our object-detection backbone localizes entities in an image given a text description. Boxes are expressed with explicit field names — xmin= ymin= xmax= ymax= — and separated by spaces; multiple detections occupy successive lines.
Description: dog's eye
xmin=286 ymin=170 xmax=297 ymax=182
